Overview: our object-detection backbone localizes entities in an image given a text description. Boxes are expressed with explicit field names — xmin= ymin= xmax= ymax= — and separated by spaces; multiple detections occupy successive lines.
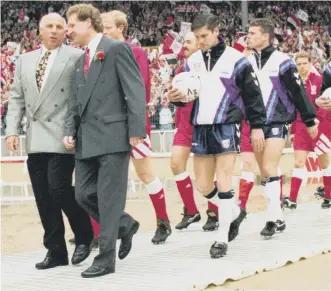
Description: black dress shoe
xmin=69 ymin=237 xmax=99 ymax=249
xmin=81 ymin=265 xmax=115 ymax=278
xmin=71 ymin=244 xmax=92 ymax=265
xmin=118 ymin=220 xmax=140 ymax=260
xmin=35 ymin=255 xmax=68 ymax=270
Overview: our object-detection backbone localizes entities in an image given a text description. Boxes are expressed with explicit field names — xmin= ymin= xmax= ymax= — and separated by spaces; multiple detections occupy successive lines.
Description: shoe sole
xmin=152 ymin=231 xmax=172 ymax=245
xmin=203 ymin=226 xmax=219 ymax=232
xmin=36 ymin=262 xmax=69 ymax=270
xmin=210 ymin=252 xmax=226 ymax=259
xmin=283 ymin=205 xmax=297 ymax=210
xmin=260 ymin=228 xmax=276 ymax=239
xmin=175 ymin=221 xmax=199 ymax=230
xmin=81 ymin=270 xmax=113 ymax=278
xmin=118 ymin=222 xmax=140 ymax=260
xmin=152 ymin=240 xmax=166 ymax=245
xmin=261 ymin=235 xmax=274 ymax=240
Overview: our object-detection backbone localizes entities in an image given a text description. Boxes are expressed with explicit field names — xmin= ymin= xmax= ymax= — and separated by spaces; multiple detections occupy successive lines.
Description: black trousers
xmin=27 ymin=153 xmax=93 ymax=258
xmin=75 ymin=152 xmax=136 ymax=268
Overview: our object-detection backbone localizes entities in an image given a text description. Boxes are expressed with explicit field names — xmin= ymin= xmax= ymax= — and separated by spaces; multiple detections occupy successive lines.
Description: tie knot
xmin=45 ymin=50 xmax=51 ymax=57
xmin=85 ymin=47 xmax=90 ymax=54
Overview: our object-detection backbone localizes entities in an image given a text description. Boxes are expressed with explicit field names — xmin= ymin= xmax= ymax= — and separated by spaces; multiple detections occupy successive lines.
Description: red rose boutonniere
xmin=94 ymin=50 xmax=105 ymax=61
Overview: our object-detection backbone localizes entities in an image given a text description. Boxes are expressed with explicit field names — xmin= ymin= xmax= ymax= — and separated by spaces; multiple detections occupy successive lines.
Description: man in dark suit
xmin=6 ymin=13 xmax=94 ymax=269
xmin=64 ymin=4 xmax=146 ymax=278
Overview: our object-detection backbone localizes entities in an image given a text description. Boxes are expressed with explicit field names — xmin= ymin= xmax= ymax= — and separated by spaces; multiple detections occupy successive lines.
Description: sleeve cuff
xmin=304 ymin=120 xmax=316 ymax=127
xmin=171 ymin=101 xmax=187 ymax=107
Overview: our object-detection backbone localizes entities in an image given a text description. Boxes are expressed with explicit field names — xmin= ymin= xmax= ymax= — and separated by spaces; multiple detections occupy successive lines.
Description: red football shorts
xmin=240 ymin=120 xmax=253 ymax=153
xmin=294 ymin=119 xmax=331 ymax=155
xmin=173 ymin=128 xmax=193 ymax=147
xmin=172 ymin=104 xmax=193 ymax=148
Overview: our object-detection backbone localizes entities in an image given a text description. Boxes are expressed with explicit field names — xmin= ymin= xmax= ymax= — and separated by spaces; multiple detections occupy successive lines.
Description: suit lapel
xmin=79 ymin=36 xmax=110 ymax=116
xmin=33 ymin=46 xmax=70 ymax=115
xmin=28 ymin=49 xmax=42 ymax=110
xmin=77 ymin=55 xmax=85 ymax=85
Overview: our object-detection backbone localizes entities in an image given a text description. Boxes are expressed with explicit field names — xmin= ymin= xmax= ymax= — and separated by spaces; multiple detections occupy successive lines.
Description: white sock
xmin=292 ymin=167 xmax=306 ymax=179
xmin=174 ymin=171 xmax=189 ymax=181
xmin=265 ymin=178 xmax=284 ymax=222
xmin=145 ymin=177 xmax=163 ymax=194
xmin=204 ymin=186 xmax=219 ymax=205
xmin=215 ymin=192 xmax=235 ymax=243
xmin=241 ymin=171 xmax=255 ymax=182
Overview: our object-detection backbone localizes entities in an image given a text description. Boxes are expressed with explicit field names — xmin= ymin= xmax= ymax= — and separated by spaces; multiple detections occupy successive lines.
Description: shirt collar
xmin=41 ymin=45 xmax=60 ymax=55
xmin=87 ymin=33 xmax=103 ymax=52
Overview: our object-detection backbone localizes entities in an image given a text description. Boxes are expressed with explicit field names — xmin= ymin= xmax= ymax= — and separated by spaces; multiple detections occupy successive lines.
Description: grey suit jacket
xmin=64 ymin=36 xmax=146 ymax=160
xmin=6 ymin=45 xmax=83 ymax=154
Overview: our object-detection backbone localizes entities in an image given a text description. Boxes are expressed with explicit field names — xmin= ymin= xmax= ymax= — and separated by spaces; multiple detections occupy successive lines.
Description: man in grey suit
xmin=6 ymin=13 xmax=94 ymax=270
xmin=64 ymin=4 xmax=146 ymax=278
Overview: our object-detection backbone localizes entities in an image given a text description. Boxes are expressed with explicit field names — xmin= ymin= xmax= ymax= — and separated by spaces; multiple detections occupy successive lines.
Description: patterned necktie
xmin=36 ymin=50 xmax=51 ymax=91
xmin=84 ymin=47 xmax=90 ymax=79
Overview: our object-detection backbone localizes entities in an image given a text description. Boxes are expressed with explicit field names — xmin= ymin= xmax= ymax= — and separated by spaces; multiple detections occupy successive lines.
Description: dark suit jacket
xmin=64 ymin=36 xmax=146 ymax=159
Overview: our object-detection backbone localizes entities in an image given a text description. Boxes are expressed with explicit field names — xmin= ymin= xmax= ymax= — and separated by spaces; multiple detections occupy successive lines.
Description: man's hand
xmin=130 ymin=137 xmax=144 ymax=147
xmin=288 ymin=134 xmax=295 ymax=143
xmin=315 ymin=96 xmax=331 ymax=110
xmin=6 ymin=135 xmax=19 ymax=152
xmin=306 ymin=119 xmax=319 ymax=139
xmin=251 ymin=128 xmax=265 ymax=153
xmin=167 ymin=86 xmax=186 ymax=103
xmin=63 ymin=136 xmax=75 ymax=150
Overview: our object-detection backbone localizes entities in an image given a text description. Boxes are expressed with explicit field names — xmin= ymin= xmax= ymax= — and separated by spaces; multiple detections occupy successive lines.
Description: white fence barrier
xmin=1 ymin=132 xmax=322 ymax=204
xmin=1 ymin=130 xmax=295 ymax=162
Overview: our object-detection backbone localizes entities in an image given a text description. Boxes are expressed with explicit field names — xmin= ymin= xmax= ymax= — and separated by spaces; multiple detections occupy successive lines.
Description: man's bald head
xmin=183 ymin=31 xmax=198 ymax=58
xmin=39 ymin=13 xmax=66 ymax=29
xmin=39 ymin=13 xmax=66 ymax=50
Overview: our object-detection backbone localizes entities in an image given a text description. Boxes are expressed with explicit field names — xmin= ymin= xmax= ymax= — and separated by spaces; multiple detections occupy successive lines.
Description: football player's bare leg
xmin=132 ymin=157 xmax=171 ymax=244
xmin=194 ymin=155 xmax=216 ymax=197
xmin=171 ymin=146 xmax=191 ymax=176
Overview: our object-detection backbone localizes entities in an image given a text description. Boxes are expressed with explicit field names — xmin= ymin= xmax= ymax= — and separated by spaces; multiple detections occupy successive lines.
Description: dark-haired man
xmin=246 ymin=18 xmax=318 ymax=236
xmin=64 ymin=4 xmax=145 ymax=278
xmin=168 ymin=13 xmax=266 ymax=258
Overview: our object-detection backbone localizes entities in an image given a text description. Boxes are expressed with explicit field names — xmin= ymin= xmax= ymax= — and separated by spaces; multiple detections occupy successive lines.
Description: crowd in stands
xmin=1 ymin=1 xmax=331 ymax=134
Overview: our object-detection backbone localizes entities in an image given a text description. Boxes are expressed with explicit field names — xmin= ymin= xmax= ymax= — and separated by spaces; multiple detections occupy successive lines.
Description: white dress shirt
xmin=87 ymin=33 xmax=103 ymax=66
xmin=37 ymin=45 xmax=60 ymax=90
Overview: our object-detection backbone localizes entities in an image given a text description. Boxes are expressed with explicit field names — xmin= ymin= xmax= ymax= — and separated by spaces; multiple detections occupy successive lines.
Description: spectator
xmin=1 ymin=1 xmax=330 ymax=132
xmin=159 ymin=101 xmax=173 ymax=130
